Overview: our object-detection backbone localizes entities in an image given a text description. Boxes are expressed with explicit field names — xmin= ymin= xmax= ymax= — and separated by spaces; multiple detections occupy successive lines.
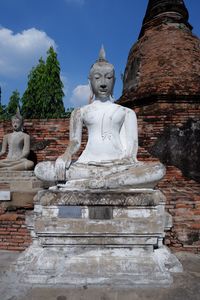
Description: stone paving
xmin=0 ymin=250 xmax=199 ymax=300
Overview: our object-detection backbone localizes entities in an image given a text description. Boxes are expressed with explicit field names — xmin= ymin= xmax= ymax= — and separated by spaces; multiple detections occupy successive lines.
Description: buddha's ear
xmin=88 ymin=79 xmax=93 ymax=92
xmin=111 ymin=76 xmax=116 ymax=96
xmin=88 ymin=79 xmax=94 ymax=104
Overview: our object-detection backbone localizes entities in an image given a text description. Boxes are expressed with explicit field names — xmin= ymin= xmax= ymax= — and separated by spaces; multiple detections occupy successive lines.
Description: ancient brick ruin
xmin=119 ymin=0 xmax=200 ymax=252
xmin=0 ymin=0 xmax=199 ymax=253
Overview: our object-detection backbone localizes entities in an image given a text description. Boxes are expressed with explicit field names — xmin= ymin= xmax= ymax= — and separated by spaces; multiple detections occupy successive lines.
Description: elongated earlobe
xmin=88 ymin=79 xmax=94 ymax=104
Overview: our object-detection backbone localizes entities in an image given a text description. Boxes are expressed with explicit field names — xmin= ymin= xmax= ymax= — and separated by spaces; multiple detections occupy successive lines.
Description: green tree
xmin=21 ymin=58 xmax=46 ymax=118
xmin=7 ymin=90 xmax=21 ymax=117
xmin=0 ymin=104 xmax=7 ymax=120
xmin=45 ymin=47 xmax=65 ymax=118
xmin=21 ymin=47 xmax=65 ymax=118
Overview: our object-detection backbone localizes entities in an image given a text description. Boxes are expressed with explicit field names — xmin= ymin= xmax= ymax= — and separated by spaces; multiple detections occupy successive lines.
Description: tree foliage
xmin=7 ymin=90 xmax=21 ymax=118
xmin=0 ymin=104 xmax=8 ymax=120
xmin=0 ymin=90 xmax=21 ymax=120
xmin=21 ymin=47 xmax=65 ymax=118
xmin=21 ymin=58 xmax=46 ymax=118
xmin=45 ymin=47 xmax=65 ymax=117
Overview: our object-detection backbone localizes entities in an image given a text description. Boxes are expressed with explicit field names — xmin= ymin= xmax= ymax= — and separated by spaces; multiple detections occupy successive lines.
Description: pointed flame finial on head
xmin=16 ymin=107 xmax=21 ymax=118
xmin=12 ymin=107 xmax=23 ymax=122
xmin=89 ymin=45 xmax=115 ymax=79
xmin=97 ymin=45 xmax=107 ymax=62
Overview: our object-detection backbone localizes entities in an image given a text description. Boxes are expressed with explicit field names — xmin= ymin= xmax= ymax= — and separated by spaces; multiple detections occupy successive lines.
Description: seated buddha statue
xmin=35 ymin=47 xmax=165 ymax=190
xmin=0 ymin=109 xmax=34 ymax=171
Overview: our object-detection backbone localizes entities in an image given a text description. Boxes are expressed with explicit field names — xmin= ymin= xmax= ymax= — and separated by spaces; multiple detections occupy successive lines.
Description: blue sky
xmin=0 ymin=0 xmax=199 ymax=108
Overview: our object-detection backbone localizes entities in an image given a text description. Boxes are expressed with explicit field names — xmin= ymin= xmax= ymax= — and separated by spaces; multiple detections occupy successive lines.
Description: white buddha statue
xmin=35 ymin=47 xmax=165 ymax=189
xmin=0 ymin=109 xmax=34 ymax=171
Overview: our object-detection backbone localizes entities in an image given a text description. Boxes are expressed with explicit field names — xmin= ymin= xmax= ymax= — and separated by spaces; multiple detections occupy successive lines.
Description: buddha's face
xmin=12 ymin=118 xmax=23 ymax=132
xmin=89 ymin=64 xmax=115 ymax=101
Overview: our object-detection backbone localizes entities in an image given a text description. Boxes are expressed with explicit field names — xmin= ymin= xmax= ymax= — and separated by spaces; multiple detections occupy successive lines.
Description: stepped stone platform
xmin=0 ymin=171 xmax=48 ymax=208
xmin=0 ymin=250 xmax=199 ymax=300
xmin=12 ymin=188 xmax=182 ymax=286
xmin=0 ymin=171 xmax=44 ymax=191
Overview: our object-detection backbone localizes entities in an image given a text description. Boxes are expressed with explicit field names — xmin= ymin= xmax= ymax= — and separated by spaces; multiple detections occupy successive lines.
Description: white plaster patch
xmin=82 ymin=207 xmax=89 ymax=218
xmin=42 ymin=207 xmax=59 ymax=217
xmin=113 ymin=208 xmax=152 ymax=218
xmin=34 ymin=204 xmax=43 ymax=214
xmin=0 ymin=191 xmax=10 ymax=201
xmin=154 ymin=246 xmax=183 ymax=273
xmin=127 ymin=208 xmax=152 ymax=218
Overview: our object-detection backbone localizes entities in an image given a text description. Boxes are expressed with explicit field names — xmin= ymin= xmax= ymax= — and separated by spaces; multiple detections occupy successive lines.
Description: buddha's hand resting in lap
xmin=55 ymin=153 xmax=71 ymax=181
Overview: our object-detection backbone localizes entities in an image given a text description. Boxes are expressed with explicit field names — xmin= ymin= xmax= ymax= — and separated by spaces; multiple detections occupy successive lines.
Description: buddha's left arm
xmin=0 ymin=135 xmax=8 ymax=156
xmin=21 ymin=134 xmax=31 ymax=158
xmin=120 ymin=108 xmax=138 ymax=161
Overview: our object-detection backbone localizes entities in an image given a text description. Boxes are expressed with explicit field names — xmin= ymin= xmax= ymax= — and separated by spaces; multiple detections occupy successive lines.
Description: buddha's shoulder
xmin=17 ymin=131 xmax=30 ymax=138
xmin=80 ymin=104 xmax=91 ymax=111
xmin=112 ymin=103 xmax=135 ymax=115
xmin=79 ymin=102 xmax=100 ymax=114
xmin=70 ymin=107 xmax=82 ymax=116
xmin=6 ymin=131 xmax=29 ymax=139
xmin=22 ymin=132 xmax=30 ymax=138
xmin=78 ymin=102 xmax=135 ymax=115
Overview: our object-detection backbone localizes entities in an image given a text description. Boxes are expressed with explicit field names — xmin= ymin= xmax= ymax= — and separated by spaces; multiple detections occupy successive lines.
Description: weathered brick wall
xmin=0 ymin=207 xmax=32 ymax=251
xmin=0 ymin=118 xmax=87 ymax=163
xmin=0 ymin=118 xmax=87 ymax=251
xmin=122 ymin=24 xmax=200 ymax=106
xmin=135 ymin=101 xmax=200 ymax=253
xmin=0 ymin=112 xmax=200 ymax=253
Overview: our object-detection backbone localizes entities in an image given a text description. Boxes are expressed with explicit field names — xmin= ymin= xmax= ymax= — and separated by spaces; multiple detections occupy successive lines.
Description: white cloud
xmin=64 ymin=0 xmax=85 ymax=5
xmin=69 ymin=84 xmax=91 ymax=107
xmin=0 ymin=27 xmax=56 ymax=78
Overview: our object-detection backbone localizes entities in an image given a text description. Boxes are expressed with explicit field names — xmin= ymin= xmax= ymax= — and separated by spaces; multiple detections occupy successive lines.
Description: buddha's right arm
xmin=0 ymin=136 xmax=8 ymax=157
xmin=55 ymin=109 xmax=83 ymax=180
xmin=61 ymin=108 xmax=83 ymax=161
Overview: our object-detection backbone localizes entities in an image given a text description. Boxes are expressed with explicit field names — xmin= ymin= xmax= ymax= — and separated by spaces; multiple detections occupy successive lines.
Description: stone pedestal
xmin=0 ymin=171 xmax=44 ymax=191
xmin=0 ymin=171 xmax=47 ymax=208
xmin=14 ymin=188 xmax=182 ymax=286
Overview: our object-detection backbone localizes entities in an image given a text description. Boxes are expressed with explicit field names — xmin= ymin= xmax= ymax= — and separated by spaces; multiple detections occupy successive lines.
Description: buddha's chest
xmin=82 ymin=104 xmax=126 ymax=130
xmin=8 ymin=133 xmax=24 ymax=149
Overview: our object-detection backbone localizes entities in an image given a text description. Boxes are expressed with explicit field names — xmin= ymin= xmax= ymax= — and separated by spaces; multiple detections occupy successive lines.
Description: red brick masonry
xmin=0 ymin=115 xmax=199 ymax=253
xmin=136 ymin=101 xmax=200 ymax=253
xmin=0 ymin=207 xmax=32 ymax=251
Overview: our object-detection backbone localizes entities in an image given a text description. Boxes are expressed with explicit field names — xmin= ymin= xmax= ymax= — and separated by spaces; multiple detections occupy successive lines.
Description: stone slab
xmin=29 ymin=190 xmax=168 ymax=249
xmin=13 ymin=245 xmax=182 ymax=286
xmin=35 ymin=188 xmax=165 ymax=206
xmin=1 ymin=191 xmax=38 ymax=209
xmin=39 ymin=236 xmax=158 ymax=247
xmin=18 ymin=188 xmax=182 ymax=286
xmin=34 ymin=215 xmax=165 ymax=236
xmin=89 ymin=206 xmax=113 ymax=219
xmin=58 ymin=206 xmax=82 ymax=218
xmin=0 ymin=170 xmax=46 ymax=191
xmin=10 ymin=181 xmax=41 ymax=190
xmin=0 ymin=250 xmax=198 ymax=300
xmin=0 ymin=171 xmax=35 ymax=178
xmin=0 ymin=191 xmax=11 ymax=201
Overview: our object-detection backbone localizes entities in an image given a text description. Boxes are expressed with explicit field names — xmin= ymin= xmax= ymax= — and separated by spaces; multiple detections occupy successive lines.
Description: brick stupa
xmin=119 ymin=0 xmax=200 ymax=253
xmin=120 ymin=0 xmax=200 ymax=104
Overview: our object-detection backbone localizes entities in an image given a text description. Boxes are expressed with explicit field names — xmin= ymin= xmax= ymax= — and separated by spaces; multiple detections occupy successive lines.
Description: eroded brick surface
xmin=121 ymin=24 xmax=200 ymax=105
xmin=0 ymin=114 xmax=199 ymax=252
xmin=0 ymin=208 xmax=32 ymax=251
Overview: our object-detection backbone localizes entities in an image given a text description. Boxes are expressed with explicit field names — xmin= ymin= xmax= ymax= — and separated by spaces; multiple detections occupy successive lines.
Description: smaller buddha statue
xmin=0 ymin=109 xmax=34 ymax=171
xmin=35 ymin=47 xmax=165 ymax=189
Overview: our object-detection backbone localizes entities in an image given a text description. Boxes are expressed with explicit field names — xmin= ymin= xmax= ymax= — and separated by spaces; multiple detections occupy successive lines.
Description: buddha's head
xmin=11 ymin=108 xmax=23 ymax=132
xmin=89 ymin=46 xmax=115 ymax=101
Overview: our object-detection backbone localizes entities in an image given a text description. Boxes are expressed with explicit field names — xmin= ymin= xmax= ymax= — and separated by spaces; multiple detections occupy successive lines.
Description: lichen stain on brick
xmin=149 ymin=119 xmax=200 ymax=183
